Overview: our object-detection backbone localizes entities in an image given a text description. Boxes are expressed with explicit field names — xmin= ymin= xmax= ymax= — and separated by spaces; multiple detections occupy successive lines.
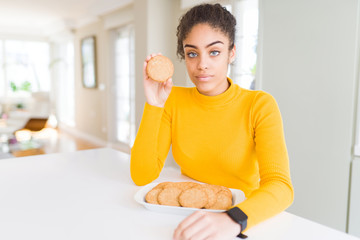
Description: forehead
xmin=183 ymin=23 xmax=230 ymax=46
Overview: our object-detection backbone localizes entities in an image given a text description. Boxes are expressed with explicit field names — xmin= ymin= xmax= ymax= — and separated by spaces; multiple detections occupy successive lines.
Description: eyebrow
xmin=184 ymin=40 xmax=224 ymax=49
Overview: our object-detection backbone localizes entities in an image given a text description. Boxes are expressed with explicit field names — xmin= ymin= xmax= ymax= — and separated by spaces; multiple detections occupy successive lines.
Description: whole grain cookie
xmin=157 ymin=187 xmax=182 ymax=207
xmin=146 ymin=55 xmax=174 ymax=82
xmin=176 ymin=182 xmax=201 ymax=191
xmin=201 ymin=184 xmax=217 ymax=209
xmin=154 ymin=182 xmax=175 ymax=190
xmin=209 ymin=184 xmax=232 ymax=197
xmin=179 ymin=187 xmax=208 ymax=209
xmin=145 ymin=188 xmax=162 ymax=204
xmin=208 ymin=190 xmax=233 ymax=210
xmin=219 ymin=186 xmax=232 ymax=198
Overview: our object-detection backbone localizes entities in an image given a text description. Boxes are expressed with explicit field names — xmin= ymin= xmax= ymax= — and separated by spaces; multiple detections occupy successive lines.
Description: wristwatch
xmin=226 ymin=207 xmax=248 ymax=239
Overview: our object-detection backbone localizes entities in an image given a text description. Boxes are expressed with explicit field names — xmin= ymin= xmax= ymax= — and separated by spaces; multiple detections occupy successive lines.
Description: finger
xmin=144 ymin=54 xmax=154 ymax=78
xmin=165 ymin=78 xmax=173 ymax=93
xmin=181 ymin=211 xmax=205 ymax=229
xmin=143 ymin=61 xmax=151 ymax=81
xmin=145 ymin=53 xmax=156 ymax=62
xmin=145 ymin=54 xmax=152 ymax=62
xmin=180 ymin=221 xmax=211 ymax=240
xmin=143 ymin=61 xmax=147 ymax=75
xmin=186 ymin=225 xmax=212 ymax=240
xmin=173 ymin=211 xmax=205 ymax=239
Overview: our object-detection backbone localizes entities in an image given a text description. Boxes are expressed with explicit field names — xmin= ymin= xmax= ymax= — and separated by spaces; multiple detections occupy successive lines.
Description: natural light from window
xmin=114 ymin=25 xmax=135 ymax=147
xmin=227 ymin=0 xmax=258 ymax=89
xmin=0 ymin=40 xmax=50 ymax=98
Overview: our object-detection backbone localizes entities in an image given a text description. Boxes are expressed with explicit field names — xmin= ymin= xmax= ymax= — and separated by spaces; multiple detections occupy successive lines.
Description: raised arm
xmin=130 ymin=54 xmax=173 ymax=186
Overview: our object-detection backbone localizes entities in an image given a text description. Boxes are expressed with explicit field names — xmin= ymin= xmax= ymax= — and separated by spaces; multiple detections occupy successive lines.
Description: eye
xmin=210 ymin=50 xmax=220 ymax=56
xmin=187 ymin=52 xmax=198 ymax=58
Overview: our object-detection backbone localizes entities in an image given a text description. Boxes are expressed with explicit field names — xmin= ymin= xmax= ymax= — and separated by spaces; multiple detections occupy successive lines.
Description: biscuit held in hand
xmin=146 ymin=55 xmax=174 ymax=82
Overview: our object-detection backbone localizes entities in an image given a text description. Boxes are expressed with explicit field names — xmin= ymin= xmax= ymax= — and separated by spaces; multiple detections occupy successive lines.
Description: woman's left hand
xmin=173 ymin=211 xmax=241 ymax=240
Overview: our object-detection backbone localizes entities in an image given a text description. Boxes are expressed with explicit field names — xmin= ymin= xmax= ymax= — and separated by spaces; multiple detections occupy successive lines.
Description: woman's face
xmin=183 ymin=23 xmax=235 ymax=96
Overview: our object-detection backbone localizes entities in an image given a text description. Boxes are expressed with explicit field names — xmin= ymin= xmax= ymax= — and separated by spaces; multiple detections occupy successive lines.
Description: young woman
xmin=131 ymin=3 xmax=294 ymax=240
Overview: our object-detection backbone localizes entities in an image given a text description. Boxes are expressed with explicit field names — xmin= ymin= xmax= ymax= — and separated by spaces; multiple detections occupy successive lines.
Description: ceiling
xmin=0 ymin=0 xmax=132 ymax=38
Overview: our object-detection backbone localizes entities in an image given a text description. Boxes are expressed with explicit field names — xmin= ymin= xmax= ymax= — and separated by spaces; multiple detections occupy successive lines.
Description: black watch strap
xmin=226 ymin=207 xmax=248 ymax=239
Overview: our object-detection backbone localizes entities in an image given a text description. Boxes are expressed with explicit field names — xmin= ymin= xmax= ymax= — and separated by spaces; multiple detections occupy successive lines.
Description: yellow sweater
xmin=131 ymin=78 xmax=294 ymax=229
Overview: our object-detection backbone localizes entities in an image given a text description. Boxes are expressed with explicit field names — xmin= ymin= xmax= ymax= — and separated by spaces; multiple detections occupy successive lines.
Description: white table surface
xmin=0 ymin=148 xmax=358 ymax=240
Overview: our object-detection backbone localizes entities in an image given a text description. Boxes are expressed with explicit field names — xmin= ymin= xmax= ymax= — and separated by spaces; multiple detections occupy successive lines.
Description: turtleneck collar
xmin=192 ymin=77 xmax=239 ymax=107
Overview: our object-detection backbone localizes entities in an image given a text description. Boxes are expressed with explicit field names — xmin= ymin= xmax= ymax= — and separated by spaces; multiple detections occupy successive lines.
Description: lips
xmin=195 ymin=74 xmax=213 ymax=81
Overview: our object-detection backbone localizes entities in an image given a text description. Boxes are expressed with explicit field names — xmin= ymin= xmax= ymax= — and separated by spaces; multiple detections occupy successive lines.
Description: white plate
xmin=134 ymin=182 xmax=246 ymax=216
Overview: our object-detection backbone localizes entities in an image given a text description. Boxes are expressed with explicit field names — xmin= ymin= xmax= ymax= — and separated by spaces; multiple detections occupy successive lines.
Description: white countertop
xmin=0 ymin=148 xmax=358 ymax=240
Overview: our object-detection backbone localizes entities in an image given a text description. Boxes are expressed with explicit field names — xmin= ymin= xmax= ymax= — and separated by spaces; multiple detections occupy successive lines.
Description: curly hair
xmin=176 ymin=3 xmax=236 ymax=60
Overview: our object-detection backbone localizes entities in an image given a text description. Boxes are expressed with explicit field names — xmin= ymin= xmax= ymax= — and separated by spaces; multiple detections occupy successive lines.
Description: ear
xmin=229 ymin=44 xmax=236 ymax=64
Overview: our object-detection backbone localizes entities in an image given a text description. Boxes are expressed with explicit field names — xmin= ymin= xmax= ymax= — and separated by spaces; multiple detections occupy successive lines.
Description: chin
xmin=196 ymin=85 xmax=215 ymax=95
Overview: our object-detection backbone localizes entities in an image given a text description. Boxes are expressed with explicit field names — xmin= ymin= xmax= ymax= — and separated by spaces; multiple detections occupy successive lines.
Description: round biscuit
xmin=208 ymin=184 xmax=232 ymax=197
xmin=202 ymin=184 xmax=217 ymax=209
xmin=157 ymin=187 xmax=182 ymax=207
xmin=208 ymin=190 xmax=233 ymax=210
xmin=176 ymin=182 xmax=200 ymax=191
xmin=154 ymin=182 xmax=175 ymax=190
xmin=179 ymin=187 xmax=208 ymax=209
xmin=146 ymin=55 xmax=174 ymax=82
xmin=145 ymin=188 xmax=161 ymax=204
xmin=219 ymin=186 xmax=232 ymax=198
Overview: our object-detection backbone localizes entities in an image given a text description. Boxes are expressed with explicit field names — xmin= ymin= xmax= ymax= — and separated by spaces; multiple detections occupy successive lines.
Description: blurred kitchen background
xmin=0 ymin=0 xmax=360 ymax=238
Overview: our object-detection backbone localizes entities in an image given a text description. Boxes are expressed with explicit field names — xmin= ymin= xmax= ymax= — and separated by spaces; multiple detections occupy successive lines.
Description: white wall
xmin=258 ymin=0 xmax=359 ymax=232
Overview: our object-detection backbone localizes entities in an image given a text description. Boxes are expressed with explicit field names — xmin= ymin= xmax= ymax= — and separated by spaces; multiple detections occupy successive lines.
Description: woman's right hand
xmin=143 ymin=53 xmax=173 ymax=108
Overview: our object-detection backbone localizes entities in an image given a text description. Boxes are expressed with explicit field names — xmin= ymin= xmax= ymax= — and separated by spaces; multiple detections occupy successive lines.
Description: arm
xmin=130 ymin=103 xmax=172 ymax=185
xmin=234 ymin=91 xmax=294 ymax=229
xmin=130 ymin=54 xmax=173 ymax=186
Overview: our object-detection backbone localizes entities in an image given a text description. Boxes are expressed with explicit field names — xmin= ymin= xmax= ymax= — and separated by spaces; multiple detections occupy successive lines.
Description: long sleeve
xmin=130 ymin=102 xmax=172 ymax=186
xmin=235 ymin=92 xmax=294 ymax=229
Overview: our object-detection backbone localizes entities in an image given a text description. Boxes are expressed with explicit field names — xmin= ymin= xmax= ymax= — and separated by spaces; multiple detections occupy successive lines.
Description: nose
xmin=197 ymin=55 xmax=208 ymax=70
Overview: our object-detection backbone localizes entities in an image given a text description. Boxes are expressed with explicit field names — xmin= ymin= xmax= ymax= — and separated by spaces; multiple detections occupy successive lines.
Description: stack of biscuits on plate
xmin=145 ymin=182 xmax=233 ymax=210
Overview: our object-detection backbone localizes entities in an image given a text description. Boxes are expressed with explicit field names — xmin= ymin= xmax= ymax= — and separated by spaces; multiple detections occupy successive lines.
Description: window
xmin=0 ymin=39 xmax=50 ymax=98
xmin=112 ymin=24 xmax=135 ymax=147
xmin=227 ymin=0 xmax=259 ymax=90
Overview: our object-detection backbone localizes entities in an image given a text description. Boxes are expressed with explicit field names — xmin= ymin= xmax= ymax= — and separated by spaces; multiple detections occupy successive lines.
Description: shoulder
xmin=253 ymin=90 xmax=277 ymax=105
xmin=239 ymin=87 xmax=272 ymax=98
xmin=237 ymin=87 xmax=277 ymax=107
xmin=248 ymin=90 xmax=282 ymax=125
xmin=234 ymin=87 xmax=281 ymax=117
